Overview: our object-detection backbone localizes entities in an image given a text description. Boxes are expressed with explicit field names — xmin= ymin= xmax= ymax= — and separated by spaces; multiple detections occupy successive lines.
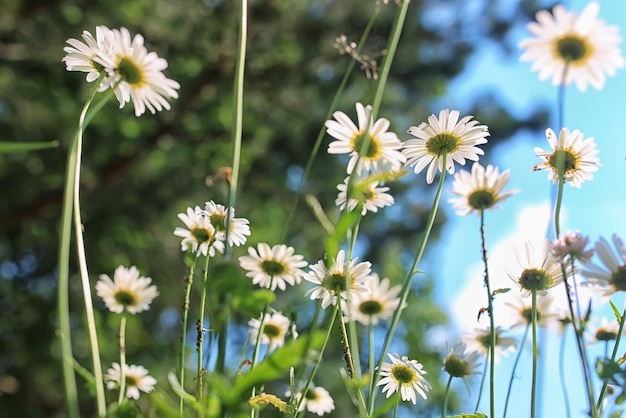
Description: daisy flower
xmin=508 ymin=239 xmax=570 ymax=297
xmin=248 ymin=311 xmax=296 ymax=352
xmin=552 ymin=230 xmax=594 ymax=263
xmin=105 ymin=362 xmax=156 ymax=400
xmin=62 ymin=26 xmax=116 ymax=88
xmin=96 ymin=265 xmax=159 ymax=314
xmin=448 ymin=162 xmax=519 ymax=216
xmin=531 ymin=127 xmax=600 ymax=188
xmin=503 ymin=293 xmax=560 ymax=331
xmin=462 ymin=327 xmax=517 ymax=363
xmin=376 ymin=353 xmax=431 ymax=404
xmin=325 ymin=102 xmax=405 ymax=174
xmin=345 ymin=274 xmax=403 ymax=326
xmin=403 ymin=109 xmax=489 ymax=184
xmin=335 ymin=175 xmax=394 ymax=216
xmin=442 ymin=342 xmax=482 ymax=390
xmin=204 ymin=200 xmax=251 ymax=247
xmin=174 ymin=206 xmax=224 ymax=256
xmin=588 ymin=317 xmax=622 ymax=345
xmin=289 ymin=385 xmax=335 ymax=416
xmin=519 ymin=2 xmax=625 ymax=91
xmin=581 ymin=234 xmax=626 ymax=297
xmin=239 ymin=243 xmax=308 ymax=291
xmin=93 ymin=27 xmax=180 ymax=116
xmin=304 ymin=250 xmax=371 ymax=309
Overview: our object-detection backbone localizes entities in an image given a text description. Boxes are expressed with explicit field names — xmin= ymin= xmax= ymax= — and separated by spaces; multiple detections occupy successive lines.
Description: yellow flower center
xmin=261 ymin=260 xmax=286 ymax=276
xmin=595 ymin=328 xmax=617 ymax=342
xmin=322 ymin=272 xmax=348 ymax=293
xmin=350 ymin=131 xmax=381 ymax=160
xmin=391 ymin=363 xmax=417 ymax=385
xmin=548 ymin=149 xmax=579 ymax=178
xmin=358 ymin=300 xmax=383 ymax=316
xmin=209 ymin=213 xmax=227 ymax=232
xmin=426 ymin=131 xmax=461 ymax=156
xmin=191 ymin=228 xmax=212 ymax=243
xmin=468 ymin=189 xmax=496 ymax=211
xmin=263 ymin=323 xmax=282 ymax=338
xmin=117 ymin=56 xmax=144 ymax=86
xmin=444 ymin=356 xmax=471 ymax=378
xmin=519 ymin=268 xmax=551 ymax=292
xmin=114 ymin=290 xmax=137 ymax=308
xmin=555 ymin=35 xmax=592 ymax=65
xmin=610 ymin=265 xmax=626 ymax=291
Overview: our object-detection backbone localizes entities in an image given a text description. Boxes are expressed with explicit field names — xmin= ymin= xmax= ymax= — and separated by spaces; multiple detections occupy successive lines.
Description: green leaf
xmin=0 ymin=140 xmax=59 ymax=153
xmin=611 ymin=300 xmax=622 ymax=323
xmin=492 ymin=288 xmax=511 ymax=296
xmin=231 ymin=289 xmax=276 ymax=317
xmin=448 ymin=413 xmax=488 ymax=418
xmin=325 ymin=209 xmax=361 ymax=260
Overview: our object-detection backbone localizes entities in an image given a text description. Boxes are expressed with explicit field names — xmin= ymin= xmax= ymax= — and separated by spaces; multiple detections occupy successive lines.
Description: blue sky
xmin=426 ymin=1 xmax=626 ymax=416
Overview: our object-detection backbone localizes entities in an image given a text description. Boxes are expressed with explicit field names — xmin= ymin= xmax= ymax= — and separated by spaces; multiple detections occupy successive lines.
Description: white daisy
xmin=248 ymin=311 xmax=296 ymax=352
xmin=442 ymin=342 xmax=482 ymax=390
xmin=289 ymin=385 xmax=335 ymax=416
xmin=325 ymin=102 xmax=406 ymax=174
xmin=345 ymin=274 xmax=402 ymax=326
xmin=552 ymin=230 xmax=594 ymax=263
xmin=335 ymin=175 xmax=394 ymax=216
xmin=173 ymin=206 xmax=224 ymax=256
xmin=531 ymin=127 xmax=600 ymax=188
xmin=62 ymin=25 xmax=116 ymax=88
xmin=403 ymin=109 xmax=489 ymax=184
xmin=304 ymin=250 xmax=371 ymax=309
xmin=93 ymin=27 xmax=180 ymax=116
xmin=588 ymin=317 xmax=622 ymax=344
xmin=448 ymin=162 xmax=519 ymax=216
xmin=503 ymin=293 xmax=560 ymax=331
xmin=204 ymin=200 xmax=250 ymax=247
xmin=96 ymin=265 xmax=159 ymax=314
xmin=105 ymin=362 xmax=156 ymax=400
xmin=376 ymin=353 xmax=431 ymax=404
xmin=508 ymin=239 xmax=570 ymax=297
xmin=239 ymin=243 xmax=308 ymax=291
xmin=520 ymin=2 xmax=625 ymax=91
xmin=462 ymin=327 xmax=517 ymax=363
xmin=581 ymin=234 xmax=626 ymax=297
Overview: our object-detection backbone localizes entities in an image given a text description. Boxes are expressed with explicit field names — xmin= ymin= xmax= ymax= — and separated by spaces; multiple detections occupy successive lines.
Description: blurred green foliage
xmin=0 ymin=0 xmax=549 ymax=416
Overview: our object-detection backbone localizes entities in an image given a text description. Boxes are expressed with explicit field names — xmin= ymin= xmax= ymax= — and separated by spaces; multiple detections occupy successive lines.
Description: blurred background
xmin=2 ymin=0 xmax=605 ymax=416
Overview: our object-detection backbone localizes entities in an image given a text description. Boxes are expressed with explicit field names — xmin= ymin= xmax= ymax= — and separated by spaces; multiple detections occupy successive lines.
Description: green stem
xmin=118 ymin=313 xmax=128 ymax=405
xmin=392 ymin=393 xmax=400 ymax=418
xmin=558 ymin=325 xmax=572 ymax=418
xmin=249 ymin=304 xmax=270 ymax=418
xmin=531 ymin=290 xmax=539 ymax=418
xmin=503 ymin=324 xmax=530 ymax=418
xmin=478 ymin=210 xmax=495 ymax=418
xmin=196 ymin=254 xmax=211 ymax=416
xmin=442 ymin=375 xmax=453 ymax=418
xmin=597 ymin=309 xmax=626 ymax=410
xmin=179 ymin=255 xmax=198 ymax=416
xmin=474 ymin=354 xmax=488 ymax=413
xmin=368 ymin=152 xmax=447 ymax=415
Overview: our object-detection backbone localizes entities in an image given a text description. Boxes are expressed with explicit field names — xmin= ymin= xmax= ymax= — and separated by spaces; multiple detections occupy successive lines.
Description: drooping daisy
xmin=345 ymin=274 xmax=402 ymax=326
xmin=105 ymin=362 xmax=156 ymax=400
xmin=377 ymin=353 xmax=431 ymax=404
xmin=588 ymin=317 xmax=622 ymax=344
xmin=326 ymin=102 xmax=406 ymax=174
xmin=289 ymin=385 xmax=335 ymax=416
xmin=448 ymin=162 xmax=519 ymax=216
xmin=552 ymin=230 xmax=594 ymax=263
xmin=462 ymin=327 xmax=517 ymax=363
xmin=532 ymin=127 xmax=600 ymax=188
xmin=174 ymin=206 xmax=224 ymax=256
xmin=335 ymin=175 xmax=394 ymax=216
xmin=248 ymin=311 xmax=296 ymax=352
xmin=403 ymin=109 xmax=489 ymax=184
xmin=62 ymin=26 xmax=116 ymax=88
xmin=304 ymin=250 xmax=371 ymax=309
xmin=581 ymin=234 xmax=626 ymax=297
xmin=519 ymin=2 xmax=625 ymax=91
xmin=93 ymin=27 xmax=180 ymax=117
xmin=503 ymin=293 xmax=560 ymax=331
xmin=96 ymin=265 xmax=159 ymax=314
xmin=508 ymin=239 xmax=570 ymax=297
xmin=239 ymin=243 xmax=308 ymax=291
xmin=442 ymin=342 xmax=482 ymax=390
xmin=204 ymin=200 xmax=251 ymax=247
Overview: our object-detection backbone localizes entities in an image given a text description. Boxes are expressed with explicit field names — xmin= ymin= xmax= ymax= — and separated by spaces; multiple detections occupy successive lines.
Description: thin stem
xmin=503 ymin=324 xmax=530 ymax=418
xmin=479 ymin=210 xmax=495 ymax=418
xmin=196 ymin=254 xmax=211 ymax=416
xmin=118 ymin=313 xmax=128 ymax=406
xmin=179 ymin=255 xmax=198 ymax=416
xmin=558 ymin=325 xmax=572 ymax=418
xmin=474 ymin=354 xmax=488 ymax=413
xmin=368 ymin=153 xmax=447 ymax=415
xmin=392 ymin=393 xmax=400 ymax=418
xmin=597 ymin=309 xmax=626 ymax=410
xmin=557 ymin=64 xmax=569 ymax=131
xmin=249 ymin=304 xmax=271 ymax=418
xmin=442 ymin=375 xmax=453 ymax=418
xmin=531 ymin=290 xmax=538 ymax=418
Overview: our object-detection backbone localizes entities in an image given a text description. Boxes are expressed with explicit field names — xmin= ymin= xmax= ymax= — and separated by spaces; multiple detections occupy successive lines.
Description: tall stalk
xmin=478 ymin=210 xmax=495 ymax=418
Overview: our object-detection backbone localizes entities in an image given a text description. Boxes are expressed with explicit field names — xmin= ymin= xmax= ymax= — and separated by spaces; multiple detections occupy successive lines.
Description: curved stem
xmin=368 ymin=154 xmax=447 ymax=414
xmin=441 ymin=375 xmax=453 ymax=418
xmin=117 ymin=313 xmax=127 ymax=406
xmin=179 ymin=255 xmax=198 ymax=416
xmin=503 ymin=324 xmax=530 ymax=418
xmin=478 ymin=210 xmax=495 ymax=418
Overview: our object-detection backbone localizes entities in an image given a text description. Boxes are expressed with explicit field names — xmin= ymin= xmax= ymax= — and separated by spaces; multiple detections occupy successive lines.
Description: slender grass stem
xmin=117 ymin=313 xmax=128 ymax=406
xmin=503 ymin=324 xmax=530 ymax=418
xmin=249 ymin=303 xmax=271 ymax=418
xmin=441 ymin=375 xmax=453 ymax=418
xmin=478 ymin=210 xmax=495 ymax=418
xmin=179 ymin=255 xmax=198 ymax=416
xmin=531 ymin=290 xmax=538 ymax=418
xmin=558 ymin=325 xmax=572 ymax=418
xmin=196 ymin=254 xmax=211 ymax=417
xmin=474 ymin=354 xmax=488 ymax=413
xmin=368 ymin=153 xmax=447 ymax=415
